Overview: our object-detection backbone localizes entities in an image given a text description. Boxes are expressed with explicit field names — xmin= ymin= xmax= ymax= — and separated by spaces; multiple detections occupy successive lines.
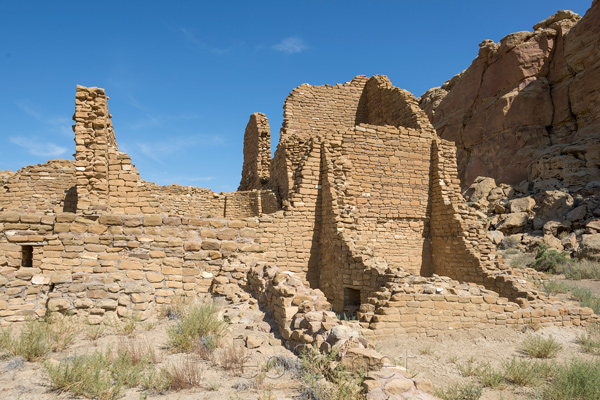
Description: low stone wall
xmin=0 ymin=211 xmax=265 ymax=324
xmin=360 ymin=273 xmax=598 ymax=338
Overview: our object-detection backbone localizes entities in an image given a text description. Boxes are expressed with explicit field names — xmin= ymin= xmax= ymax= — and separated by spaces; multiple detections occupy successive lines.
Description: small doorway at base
xmin=342 ymin=287 xmax=361 ymax=320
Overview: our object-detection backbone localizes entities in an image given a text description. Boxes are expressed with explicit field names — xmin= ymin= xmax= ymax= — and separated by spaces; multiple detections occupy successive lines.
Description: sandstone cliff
xmin=420 ymin=1 xmax=600 ymax=189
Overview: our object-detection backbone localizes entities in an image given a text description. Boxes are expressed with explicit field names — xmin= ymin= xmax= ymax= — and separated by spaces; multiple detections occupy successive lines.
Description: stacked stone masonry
xmin=0 ymin=76 xmax=597 ymax=335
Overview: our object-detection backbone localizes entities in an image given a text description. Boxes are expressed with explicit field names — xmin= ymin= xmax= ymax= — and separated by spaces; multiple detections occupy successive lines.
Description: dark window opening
xmin=342 ymin=287 xmax=361 ymax=319
xmin=21 ymin=246 xmax=33 ymax=268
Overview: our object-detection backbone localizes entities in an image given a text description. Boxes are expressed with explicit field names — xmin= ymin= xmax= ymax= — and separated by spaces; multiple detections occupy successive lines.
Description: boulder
xmin=578 ymin=234 xmax=600 ymax=260
xmin=509 ymin=196 xmax=536 ymax=213
xmin=497 ymin=212 xmax=528 ymax=233
xmin=586 ymin=220 xmax=600 ymax=234
xmin=538 ymin=190 xmax=574 ymax=221
xmin=566 ymin=205 xmax=587 ymax=222
xmin=465 ymin=177 xmax=496 ymax=201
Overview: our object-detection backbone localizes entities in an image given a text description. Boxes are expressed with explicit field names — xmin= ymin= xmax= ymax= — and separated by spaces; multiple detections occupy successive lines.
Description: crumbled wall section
xmin=239 ymin=113 xmax=271 ymax=191
xmin=0 ymin=160 xmax=76 ymax=214
xmin=71 ymin=86 xmax=278 ymax=219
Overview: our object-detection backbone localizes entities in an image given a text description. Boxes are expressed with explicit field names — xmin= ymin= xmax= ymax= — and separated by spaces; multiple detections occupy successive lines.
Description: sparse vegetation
xmin=577 ymin=323 xmax=600 ymax=355
xmin=85 ymin=324 xmax=106 ymax=342
xmin=542 ymin=359 xmax=600 ymax=400
xmin=474 ymin=362 xmax=504 ymax=389
xmin=502 ymin=358 xmax=547 ymax=386
xmin=0 ymin=319 xmax=53 ymax=361
xmin=167 ymin=298 xmax=228 ymax=353
xmin=521 ymin=335 xmax=562 ymax=358
xmin=298 ymin=345 xmax=365 ymax=400
xmin=507 ymin=251 xmax=536 ymax=269
xmin=434 ymin=382 xmax=482 ymax=400
xmin=456 ymin=357 xmax=478 ymax=377
xmin=558 ymin=259 xmax=600 ymax=280
xmin=44 ymin=351 xmax=122 ymax=400
xmin=161 ymin=356 xmax=204 ymax=390
xmin=218 ymin=346 xmax=250 ymax=375
xmin=570 ymin=287 xmax=600 ymax=314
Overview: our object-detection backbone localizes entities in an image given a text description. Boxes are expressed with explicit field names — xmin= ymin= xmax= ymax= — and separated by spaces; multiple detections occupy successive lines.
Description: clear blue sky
xmin=0 ymin=0 xmax=592 ymax=192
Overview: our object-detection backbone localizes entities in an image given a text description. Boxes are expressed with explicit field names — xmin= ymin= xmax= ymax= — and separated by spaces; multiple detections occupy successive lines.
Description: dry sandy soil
xmin=0 ymin=280 xmax=598 ymax=400
xmin=0 ymin=301 xmax=302 ymax=400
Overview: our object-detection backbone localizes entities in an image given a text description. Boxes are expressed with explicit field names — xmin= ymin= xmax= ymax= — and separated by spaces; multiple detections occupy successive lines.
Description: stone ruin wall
xmin=0 ymin=160 xmax=77 ymax=214
xmin=0 ymin=77 xmax=597 ymax=334
xmin=238 ymin=112 xmax=271 ymax=191
xmin=0 ymin=210 xmax=264 ymax=324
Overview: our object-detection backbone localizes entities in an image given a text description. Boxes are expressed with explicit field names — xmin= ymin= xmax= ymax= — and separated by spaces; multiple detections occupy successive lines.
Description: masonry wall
xmin=0 ymin=211 xmax=264 ymax=324
xmin=362 ymin=75 xmax=434 ymax=131
xmin=257 ymin=138 xmax=323 ymax=286
xmin=0 ymin=160 xmax=77 ymax=214
xmin=239 ymin=113 xmax=271 ymax=191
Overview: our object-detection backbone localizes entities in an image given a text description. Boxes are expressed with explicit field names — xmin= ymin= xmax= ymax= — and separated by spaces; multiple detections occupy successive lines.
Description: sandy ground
xmin=374 ymin=324 xmax=599 ymax=400
xmin=0 ymin=302 xmax=302 ymax=400
xmin=0 ymin=278 xmax=598 ymax=400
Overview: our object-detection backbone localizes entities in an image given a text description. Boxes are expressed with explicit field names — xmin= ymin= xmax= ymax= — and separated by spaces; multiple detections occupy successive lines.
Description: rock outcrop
xmin=420 ymin=2 xmax=600 ymax=188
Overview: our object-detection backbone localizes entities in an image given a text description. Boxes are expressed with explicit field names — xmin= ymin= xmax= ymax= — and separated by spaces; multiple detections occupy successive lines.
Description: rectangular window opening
xmin=21 ymin=245 xmax=33 ymax=268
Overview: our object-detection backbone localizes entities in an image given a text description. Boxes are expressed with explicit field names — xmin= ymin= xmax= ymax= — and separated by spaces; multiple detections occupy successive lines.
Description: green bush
xmin=531 ymin=244 xmax=572 ymax=273
xmin=167 ymin=299 xmax=228 ymax=353
xmin=542 ymin=359 xmax=600 ymax=400
xmin=521 ymin=335 xmax=562 ymax=358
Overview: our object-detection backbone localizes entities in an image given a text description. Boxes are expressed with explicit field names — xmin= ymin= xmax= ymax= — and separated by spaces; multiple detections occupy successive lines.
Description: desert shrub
xmin=162 ymin=356 xmax=204 ymax=390
xmin=475 ymin=363 xmax=504 ymax=389
xmin=167 ymin=299 xmax=228 ymax=353
xmin=577 ymin=323 xmax=600 ymax=355
xmin=502 ymin=358 xmax=542 ymax=386
xmin=569 ymin=287 xmax=600 ymax=314
xmin=299 ymin=345 xmax=364 ymax=400
xmin=263 ymin=354 xmax=301 ymax=378
xmin=521 ymin=335 xmax=562 ymax=358
xmin=434 ymin=382 xmax=482 ymax=400
xmin=0 ymin=320 xmax=53 ymax=361
xmin=531 ymin=244 xmax=572 ymax=273
xmin=542 ymin=359 xmax=600 ymax=400
xmin=456 ymin=357 xmax=478 ymax=377
xmin=542 ymin=281 xmax=572 ymax=296
xmin=44 ymin=352 xmax=121 ymax=400
xmin=112 ymin=315 xmax=139 ymax=337
xmin=218 ymin=346 xmax=250 ymax=375
xmin=508 ymin=251 xmax=536 ymax=269
xmin=500 ymin=236 xmax=520 ymax=250
xmin=45 ymin=314 xmax=81 ymax=351
xmin=85 ymin=324 xmax=106 ymax=342
xmin=558 ymin=259 xmax=600 ymax=280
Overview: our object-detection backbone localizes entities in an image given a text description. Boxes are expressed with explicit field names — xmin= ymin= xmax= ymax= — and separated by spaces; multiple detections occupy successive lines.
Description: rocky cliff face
xmin=420 ymin=1 xmax=600 ymax=189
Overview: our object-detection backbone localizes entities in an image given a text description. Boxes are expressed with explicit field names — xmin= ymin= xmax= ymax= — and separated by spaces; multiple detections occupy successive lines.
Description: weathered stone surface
xmin=509 ymin=197 xmax=536 ymax=213
xmin=419 ymin=4 xmax=600 ymax=189
xmin=579 ymin=234 xmax=600 ymax=260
